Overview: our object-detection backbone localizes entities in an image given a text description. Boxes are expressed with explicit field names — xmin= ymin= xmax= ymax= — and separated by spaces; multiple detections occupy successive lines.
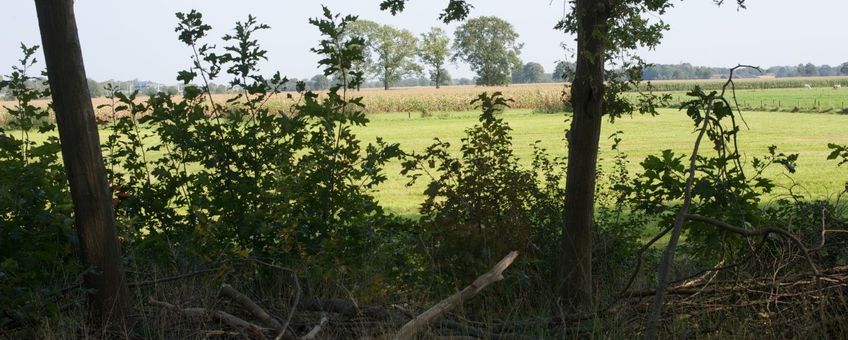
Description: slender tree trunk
xmin=558 ymin=0 xmax=609 ymax=312
xmin=34 ymin=0 xmax=130 ymax=325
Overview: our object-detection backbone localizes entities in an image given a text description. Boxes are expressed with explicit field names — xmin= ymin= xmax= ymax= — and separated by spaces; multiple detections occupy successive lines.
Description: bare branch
xmin=393 ymin=251 xmax=519 ymax=340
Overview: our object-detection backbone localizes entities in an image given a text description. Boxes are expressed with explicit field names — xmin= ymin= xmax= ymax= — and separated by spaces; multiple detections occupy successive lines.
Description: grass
xmin=655 ymin=87 xmax=848 ymax=113
xmin=358 ymin=108 xmax=848 ymax=216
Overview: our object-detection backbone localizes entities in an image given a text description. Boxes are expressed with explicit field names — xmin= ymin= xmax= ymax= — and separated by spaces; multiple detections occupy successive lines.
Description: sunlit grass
xmin=357 ymin=108 xmax=848 ymax=216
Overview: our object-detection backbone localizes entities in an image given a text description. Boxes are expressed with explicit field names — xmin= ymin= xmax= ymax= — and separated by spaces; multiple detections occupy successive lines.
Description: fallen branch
xmin=219 ymin=284 xmax=284 ymax=330
xmin=393 ymin=251 xmax=519 ymax=340
xmin=149 ymin=297 xmax=271 ymax=335
xmin=246 ymin=259 xmax=302 ymax=340
xmin=300 ymin=314 xmax=328 ymax=340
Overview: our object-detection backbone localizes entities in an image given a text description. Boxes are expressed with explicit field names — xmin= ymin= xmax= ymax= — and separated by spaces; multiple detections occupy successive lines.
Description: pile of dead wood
xmin=149 ymin=252 xmax=524 ymax=339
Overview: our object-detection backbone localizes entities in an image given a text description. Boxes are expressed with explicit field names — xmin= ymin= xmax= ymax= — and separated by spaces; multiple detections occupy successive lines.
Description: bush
xmin=0 ymin=44 xmax=78 ymax=328
xmin=97 ymin=10 xmax=404 ymax=284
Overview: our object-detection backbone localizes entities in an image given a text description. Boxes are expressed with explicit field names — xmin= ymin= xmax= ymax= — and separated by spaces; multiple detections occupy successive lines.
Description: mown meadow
xmin=358 ymin=107 xmax=848 ymax=216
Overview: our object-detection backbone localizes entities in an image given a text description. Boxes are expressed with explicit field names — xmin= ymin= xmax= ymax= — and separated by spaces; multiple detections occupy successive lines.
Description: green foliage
xmin=308 ymin=74 xmax=330 ymax=91
xmin=0 ymin=44 xmax=77 ymax=328
xmin=452 ymin=17 xmax=522 ymax=86
xmin=87 ymin=78 xmax=105 ymax=98
xmin=418 ymin=27 xmax=451 ymax=88
xmin=402 ymin=92 xmax=537 ymax=281
xmin=828 ymin=143 xmax=848 ymax=192
xmin=399 ymin=93 xmax=647 ymax=291
xmin=350 ymin=20 xmax=421 ymax=89
xmin=380 ymin=0 xmax=473 ymax=23
xmin=101 ymin=8 xmax=401 ymax=271
xmin=618 ymin=85 xmax=798 ymax=261
xmin=514 ymin=62 xmax=546 ymax=84
xmin=827 ymin=143 xmax=848 ymax=167
xmin=553 ymin=61 xmax=575 ymax=82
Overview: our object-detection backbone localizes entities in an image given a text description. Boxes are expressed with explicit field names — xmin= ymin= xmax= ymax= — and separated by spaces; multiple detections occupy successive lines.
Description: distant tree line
xmin=73 ymin=13 xmax=848 ymax=96
xmin=44 ymin=59 xmax=848 ymax=100
xmin=642 ymin=62 xmax=848 ymax=80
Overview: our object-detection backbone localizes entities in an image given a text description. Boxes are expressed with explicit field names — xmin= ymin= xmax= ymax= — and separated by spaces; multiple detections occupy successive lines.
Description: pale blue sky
xmin=1 ymin=0 xmax=845 ymax=84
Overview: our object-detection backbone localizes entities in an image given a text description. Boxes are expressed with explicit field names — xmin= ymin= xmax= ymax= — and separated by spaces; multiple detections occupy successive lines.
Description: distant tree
xmin=805 ymin=63 xmax=818 ymax=76
xmin=163 ymin=86 xmax=179 ymax=95
xmin=418 ymin=27 xmax=451 ymax=88
xmin=694 ymin=67 xmax=712 ymax=79
xmin=456 ymin=77 xmax=474 ymax=85
xmin=553 ymin=61 xmax=576 ymax=82
xmin=435 ymin=68 xmax=452 ymax=86
xmin=818 ymin=64 xmax=834 ymax=77
xmin=309 ymin=74 xmax=330 ymax=90
xmin=354 ymin=21 xmax=420 ymax=90
xmin=510 ymin=62 xmax=524 ymax=83
xmin=798 ymin=62 xmax=818 ymax=76
xmin=768 ymin=66 xmax=794 ymax=77
xmin=86 ymin=78 xmax=104 ymax=98
xmin=143 ymin=86 xmax=158 ymax=97
xmin=519 ymin=62 xmax=545 ymax=84
xmin=347 ymin=19 xmax=381 ymax=83
xmin=452 ymin=16 xmax=522 ymax=86
xmin=841 ymin=62 xmax=848 ymax=75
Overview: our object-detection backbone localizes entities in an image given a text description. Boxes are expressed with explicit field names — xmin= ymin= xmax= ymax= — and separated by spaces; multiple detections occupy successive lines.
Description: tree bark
xmin=558 ymin=0 xmax=609 ymax=312
xmin=34 ymin=0 xmax=130 ymax=325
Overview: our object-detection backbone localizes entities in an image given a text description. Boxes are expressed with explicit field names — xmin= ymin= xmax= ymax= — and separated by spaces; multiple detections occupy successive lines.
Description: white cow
xmin=834 ymin=84 xmax=842 ymax=90
xmin=804 ymin=84 xmax=812 ymax=89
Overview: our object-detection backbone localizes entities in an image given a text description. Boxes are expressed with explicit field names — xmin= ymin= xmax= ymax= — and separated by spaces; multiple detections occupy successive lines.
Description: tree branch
xmin=393 ymin=251 xmax=519 ymax=340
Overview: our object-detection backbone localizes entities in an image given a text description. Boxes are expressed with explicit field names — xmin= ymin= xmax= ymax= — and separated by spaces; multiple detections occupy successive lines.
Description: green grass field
xmin=357 ymin=108 xmax=848 ymax=216
xmin=657 ymin=87 xmax=848 ymax=113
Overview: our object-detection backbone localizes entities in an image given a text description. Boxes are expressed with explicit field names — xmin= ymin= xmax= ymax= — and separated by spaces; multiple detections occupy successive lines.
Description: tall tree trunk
xmin=558 ymin=0 xmax=609 ymax=312
xmin=34 ymin=0 xmax=130 ymax=325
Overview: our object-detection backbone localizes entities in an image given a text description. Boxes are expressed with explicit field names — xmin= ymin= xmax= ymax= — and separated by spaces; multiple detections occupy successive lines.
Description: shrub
xmin=0 ymin=44 xmax=78 ymax=328
xmin=100 ymin=9 xmax=402 ymax=276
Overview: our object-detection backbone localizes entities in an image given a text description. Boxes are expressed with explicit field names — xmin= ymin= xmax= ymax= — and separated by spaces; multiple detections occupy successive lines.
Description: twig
xmin=393 ymin=251 xmax=519 ymax=340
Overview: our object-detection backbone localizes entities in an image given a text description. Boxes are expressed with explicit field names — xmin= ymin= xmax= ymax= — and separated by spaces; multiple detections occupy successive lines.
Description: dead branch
xmin=685 ymin=214 xmax=820 ymax=276
xmin=149 ymin=297 xmax=271 ymax=335
xmin=246 ymin=260 xmax=302 ymax=340
xmin=219 ymin=284 xmax=284 ymax=330
xmin=300 ymin=314 xmax=328 ymax=340
xmin=393 ymin=251 xmax=519 ymax=340
xmin=644 ymin=100 xmax=711 ymax=340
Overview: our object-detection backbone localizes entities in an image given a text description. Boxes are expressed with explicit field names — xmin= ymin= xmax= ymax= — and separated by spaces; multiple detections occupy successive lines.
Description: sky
xmin=1 ymin=0 xmax=846 ymax=84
